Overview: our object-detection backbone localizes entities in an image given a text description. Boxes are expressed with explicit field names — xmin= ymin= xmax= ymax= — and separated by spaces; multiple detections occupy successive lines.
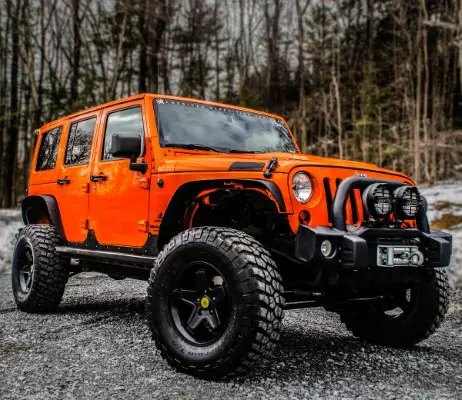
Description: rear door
xmin=88 ymin=101 xmax=151 ymax=247
xmin=54 ymin=112 xmax=100 ymax=242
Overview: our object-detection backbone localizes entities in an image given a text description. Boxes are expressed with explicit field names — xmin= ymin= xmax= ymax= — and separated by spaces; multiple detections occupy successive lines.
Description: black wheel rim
xmin=16 ymin=240 xmax=35 ymax=293
xmin=169 ymin=261 xmax=231 ymax=345
xmin=377 ymin=288 xmax=417 ymax=320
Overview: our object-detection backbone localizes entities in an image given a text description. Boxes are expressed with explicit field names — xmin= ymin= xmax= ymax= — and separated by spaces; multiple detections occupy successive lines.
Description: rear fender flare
xmin=21 ymin=195 xmax=65 ymax=239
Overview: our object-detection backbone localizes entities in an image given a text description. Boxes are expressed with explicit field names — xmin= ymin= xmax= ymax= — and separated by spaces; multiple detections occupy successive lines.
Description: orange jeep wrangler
xmin=13 ymin=94 xmax=452 ymax=378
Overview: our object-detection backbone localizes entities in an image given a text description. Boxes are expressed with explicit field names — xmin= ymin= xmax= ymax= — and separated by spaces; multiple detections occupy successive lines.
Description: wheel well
xmin=21 ymin=195 xmax=65 ymax=238
xmin=158 ymin=181 xmax=290 ymax=249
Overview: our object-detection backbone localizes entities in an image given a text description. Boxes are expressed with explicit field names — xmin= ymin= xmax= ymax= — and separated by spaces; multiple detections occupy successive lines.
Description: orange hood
xmin=162 ymin=150 xmax=411 ymax=181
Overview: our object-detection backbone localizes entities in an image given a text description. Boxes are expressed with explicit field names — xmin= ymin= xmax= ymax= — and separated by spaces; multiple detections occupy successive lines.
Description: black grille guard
xmin=332 ymin=176 xmax=430 ymax=232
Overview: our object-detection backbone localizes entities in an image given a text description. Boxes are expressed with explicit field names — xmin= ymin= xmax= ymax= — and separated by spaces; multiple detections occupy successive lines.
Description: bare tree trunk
xmin=0 ymin=4 xmax=10 ymax=205
xmin=70 ymin=0 xmax=81 ymax=106
xmin=138 ymin=0 xmax=148 ymax=92
xmin=4 ymin=0 xmax=21 ymax=207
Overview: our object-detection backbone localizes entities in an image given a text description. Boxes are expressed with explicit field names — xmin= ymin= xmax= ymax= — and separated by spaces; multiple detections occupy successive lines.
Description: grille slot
xmin=323 ymin=178 xmax=363 ymax=225
xmin=323 ymin=178 xmax=334 ymax=222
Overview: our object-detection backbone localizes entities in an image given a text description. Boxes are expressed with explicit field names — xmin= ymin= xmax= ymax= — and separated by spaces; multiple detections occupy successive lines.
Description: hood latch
xmin=264 ymin=157 xmax=278 ymax=178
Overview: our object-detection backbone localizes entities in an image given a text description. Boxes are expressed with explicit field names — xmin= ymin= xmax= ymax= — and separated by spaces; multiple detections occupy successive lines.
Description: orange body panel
xmin=28 ymin=93 xmax=415 ymax=248
xmin=88 ymin=100 xmax=151 ymax=247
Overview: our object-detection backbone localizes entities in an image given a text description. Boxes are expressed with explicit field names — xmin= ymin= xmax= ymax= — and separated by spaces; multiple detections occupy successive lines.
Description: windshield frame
xmin=152 ymin=97 xmax=300 ymax=154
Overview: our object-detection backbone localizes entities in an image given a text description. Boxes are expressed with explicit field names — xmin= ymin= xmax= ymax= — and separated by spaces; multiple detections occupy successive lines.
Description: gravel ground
xmin=1 ymin=272 xmax=461 ymax=399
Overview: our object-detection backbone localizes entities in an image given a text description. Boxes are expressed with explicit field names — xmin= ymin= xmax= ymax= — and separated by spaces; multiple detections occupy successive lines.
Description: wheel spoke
xmin=396 ymin=295 xmax=412 ymax=313
xmin=24 ymin=273 xmax=32 ymax=289
xmin=204 ymin=310 xmax=220 ymax=330
xmin=172 ymin=289 xmax=197 ymax=306
xmin=187 ymin=308 xmax=203 ymax=330
xmin=195 ymin=270 xmax=209 ymax=292
xmin=209 ymin=286 xmax=226 ymax=304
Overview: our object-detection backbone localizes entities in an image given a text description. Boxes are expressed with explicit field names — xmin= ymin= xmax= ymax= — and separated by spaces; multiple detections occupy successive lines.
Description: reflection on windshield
xmin=154 ymin=99 xmax=298 ymax=154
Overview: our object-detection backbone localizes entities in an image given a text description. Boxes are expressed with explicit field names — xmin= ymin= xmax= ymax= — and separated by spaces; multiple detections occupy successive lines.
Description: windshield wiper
xmin=165 ymin=143 xmax=225 ymax=153
xmin=228 ymin=149 xmax=263 ymax=154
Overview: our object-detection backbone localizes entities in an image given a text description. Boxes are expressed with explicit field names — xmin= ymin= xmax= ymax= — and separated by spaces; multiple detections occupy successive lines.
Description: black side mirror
xmin=111 ymin=134 xmax=141 ymax=159
xmin=111 ymin=134 xmax=147 ymax=173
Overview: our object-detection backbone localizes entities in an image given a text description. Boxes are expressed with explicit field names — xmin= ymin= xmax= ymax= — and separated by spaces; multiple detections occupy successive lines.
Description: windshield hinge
xmin=264 ymin=157 xmax=278 ymax=178
xmin=139 ymin=177 xmax=150 ymax=189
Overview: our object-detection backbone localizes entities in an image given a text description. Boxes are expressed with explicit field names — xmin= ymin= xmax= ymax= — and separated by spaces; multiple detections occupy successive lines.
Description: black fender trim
xmin=166 ymin=178 xmax=286 ymax=213
xmin=21 ymin=195 xmax=66 ymax=239
xmin=157 ymin=178 xmax=287 ymax=248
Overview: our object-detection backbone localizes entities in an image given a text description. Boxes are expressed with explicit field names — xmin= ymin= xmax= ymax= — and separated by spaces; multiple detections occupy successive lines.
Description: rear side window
xmin=65 ymin=117 xmax=97 ymax=166
xmin=102 ymin=107 xmax=144 ymax=160
xmin=36 ymin=126 xmax=62 ymax=171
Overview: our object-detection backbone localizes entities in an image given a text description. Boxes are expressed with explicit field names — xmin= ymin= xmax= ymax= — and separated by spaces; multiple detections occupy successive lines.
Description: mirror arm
xmin=129 ymin=153 xmax=148 ymax=174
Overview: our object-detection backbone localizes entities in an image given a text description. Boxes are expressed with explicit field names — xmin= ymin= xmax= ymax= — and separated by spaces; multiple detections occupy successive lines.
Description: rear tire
xmin=339 ymin=269 xmax=449 ymax=347
xmin=12 ymin=224 xmax=68 ymax=313
xmin=146 ymin=227 xmax=284 ymax=379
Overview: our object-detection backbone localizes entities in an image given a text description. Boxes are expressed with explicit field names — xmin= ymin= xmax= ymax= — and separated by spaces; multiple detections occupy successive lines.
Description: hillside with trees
xmin=1 ymin=0 xmax=461 ymax=207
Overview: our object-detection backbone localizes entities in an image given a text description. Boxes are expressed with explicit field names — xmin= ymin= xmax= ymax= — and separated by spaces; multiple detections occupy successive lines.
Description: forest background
xmin=1 ymin=0 xmax=462 ymax=207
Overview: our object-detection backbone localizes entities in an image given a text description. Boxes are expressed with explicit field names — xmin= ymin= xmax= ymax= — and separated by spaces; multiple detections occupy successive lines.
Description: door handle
xmin=57 ymin=178 xmax=71 ymax=185
xmin=90 ymin=175 xmax=107 ymax=182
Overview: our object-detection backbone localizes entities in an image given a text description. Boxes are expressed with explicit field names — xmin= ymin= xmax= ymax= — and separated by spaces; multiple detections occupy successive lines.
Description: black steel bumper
xmin=295 ymin=225 xmax=452 ymax=269
xmin=294 ymin=177 xmax=453 ymax=269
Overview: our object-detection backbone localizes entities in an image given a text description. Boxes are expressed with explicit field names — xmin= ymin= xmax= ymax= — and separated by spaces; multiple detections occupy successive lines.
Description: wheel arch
xmin=21 ymin=195 xmax=66 ymax=239
xmin=157 ymin=179 xmax=286 ymax=249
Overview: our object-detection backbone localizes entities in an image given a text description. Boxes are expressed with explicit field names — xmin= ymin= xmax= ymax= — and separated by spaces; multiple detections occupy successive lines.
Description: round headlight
xmin=292 ymin=172 xmax=313 ymax=203
xmin=394 ymin=186 xmax=421 ymax=219
xmin=362 ymin=183 xmax=393 ymax=218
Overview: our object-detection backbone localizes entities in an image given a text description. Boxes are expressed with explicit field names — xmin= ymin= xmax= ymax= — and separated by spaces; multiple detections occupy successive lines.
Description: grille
xmin=323 ymin=178 xmax=363 ymax=225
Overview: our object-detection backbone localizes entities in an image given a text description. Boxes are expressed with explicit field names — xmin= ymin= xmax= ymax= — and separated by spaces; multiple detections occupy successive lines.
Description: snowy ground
xmin=420 ymin=181 xmax=462 ymax=287
xmin=0 ymin=209 xmax=22 ymax=274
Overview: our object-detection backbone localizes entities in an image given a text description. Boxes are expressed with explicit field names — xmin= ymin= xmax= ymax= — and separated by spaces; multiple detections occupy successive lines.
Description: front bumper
xmin=295 ymin=225 xmax=452 ymax=269
xmin=294 ymin=176 xmax=452 ymax=270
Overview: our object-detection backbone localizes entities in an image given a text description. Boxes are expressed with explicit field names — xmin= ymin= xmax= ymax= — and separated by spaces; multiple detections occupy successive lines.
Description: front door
xmin=55 ymin=112 xmax=100 ymax=242
xmin=88 ymin=101 xmax=151 ymax=247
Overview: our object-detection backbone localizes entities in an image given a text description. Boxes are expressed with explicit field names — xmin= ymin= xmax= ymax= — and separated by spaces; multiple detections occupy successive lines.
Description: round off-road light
xmin=292 ymin=172 xmax=313 ymax=204
xmin=394 ymin=186 xmax=421 ymax=219
xmin=320 ymin=240 xmax=334 ymax=258
xmin=362 ymin=183 xmax=393 ymax=218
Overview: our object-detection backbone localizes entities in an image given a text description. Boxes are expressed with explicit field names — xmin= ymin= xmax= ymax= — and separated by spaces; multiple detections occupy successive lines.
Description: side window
xmin=65 ymin=117 xmax=97 ymax=166
xmin=102 ymin=107 xmax=144 ymax=160
xmin=36 ymin=126 xmax=62 ymax=171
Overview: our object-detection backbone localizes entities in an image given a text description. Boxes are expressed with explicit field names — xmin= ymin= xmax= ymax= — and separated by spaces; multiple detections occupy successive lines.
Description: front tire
xmin=146 ymin=227 xmax=284 ymax=379
xmin=339 ymin=269 xmax=449 ymax=347
xmin=12 ymin=224 xmax=68 ymax=313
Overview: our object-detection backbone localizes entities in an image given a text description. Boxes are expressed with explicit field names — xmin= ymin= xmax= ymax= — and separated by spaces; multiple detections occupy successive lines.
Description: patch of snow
xmin=0 ymin=210 xmax=22 ymax=274
xmin=420 ymin=181 xmax=462 ymax=287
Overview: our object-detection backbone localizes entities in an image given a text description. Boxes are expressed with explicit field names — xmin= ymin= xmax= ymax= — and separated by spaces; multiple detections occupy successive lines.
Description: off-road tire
xmin=12 ymin=224 xmax=68 ymax=313
xmin=146 ymin=227 xmax=284 ymax=379
xmin=339 ymin=269 xmax=449 ymax=348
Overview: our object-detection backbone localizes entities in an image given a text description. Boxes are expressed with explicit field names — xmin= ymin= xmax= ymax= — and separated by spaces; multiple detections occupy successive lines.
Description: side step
xmin=55 ymin=246 xmax=156 ymax=267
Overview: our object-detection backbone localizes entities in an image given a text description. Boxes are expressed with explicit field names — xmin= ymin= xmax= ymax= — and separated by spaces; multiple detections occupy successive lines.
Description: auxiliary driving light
xmin=362 ymin=183 xmax=393 ymax=218
xmin=320 ymin=240 xmax=334 ymax=258
xmin=394 ymin=186 xmax=421 ymax=219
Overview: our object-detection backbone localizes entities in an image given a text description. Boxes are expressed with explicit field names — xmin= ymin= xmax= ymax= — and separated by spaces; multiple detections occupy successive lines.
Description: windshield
xmin=154 ymin=99 xmax=298 ymax=153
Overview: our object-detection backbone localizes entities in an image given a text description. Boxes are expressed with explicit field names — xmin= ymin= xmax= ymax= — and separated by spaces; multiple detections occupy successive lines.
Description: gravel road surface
xmin=1 ymin=272 xmax=461 ymax=399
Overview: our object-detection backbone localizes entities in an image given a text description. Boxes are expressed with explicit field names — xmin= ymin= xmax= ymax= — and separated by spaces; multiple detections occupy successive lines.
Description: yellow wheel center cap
xmin=200 ymin=297 xmax=210 ymax=309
